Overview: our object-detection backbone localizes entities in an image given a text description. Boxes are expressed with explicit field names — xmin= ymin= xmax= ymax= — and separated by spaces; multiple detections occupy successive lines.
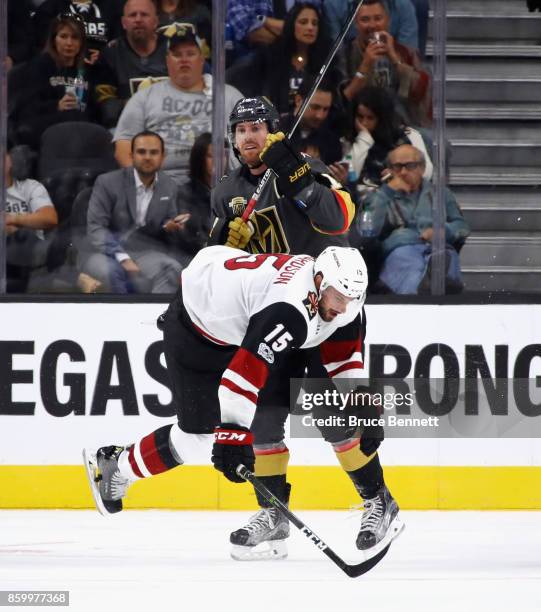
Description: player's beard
xmin=318 ymin=305 xmax=338 ymax=322
xmin=240 ymin=147 xmax=264 ymax=169
xmin=245 ymin=157 xmax=264 ymax=169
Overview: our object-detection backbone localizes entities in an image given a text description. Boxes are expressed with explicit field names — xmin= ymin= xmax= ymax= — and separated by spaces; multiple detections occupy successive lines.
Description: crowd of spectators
xmin=4 ymin=0 xmax=470 ymax=295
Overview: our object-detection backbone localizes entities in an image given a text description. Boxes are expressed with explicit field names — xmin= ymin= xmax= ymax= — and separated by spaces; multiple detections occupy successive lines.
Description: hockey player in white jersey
xmin=83 ymin=245 xmax=403 ymax=559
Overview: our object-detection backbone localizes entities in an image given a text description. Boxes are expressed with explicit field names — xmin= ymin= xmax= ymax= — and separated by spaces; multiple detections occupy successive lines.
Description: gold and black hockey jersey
xmin=211 ymin=157 xmax=355 ymax=258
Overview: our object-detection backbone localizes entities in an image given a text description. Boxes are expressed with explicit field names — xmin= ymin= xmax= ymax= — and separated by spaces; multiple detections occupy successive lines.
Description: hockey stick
xmin=236 ymin=465 xmax=390 ymax=578
xmin=240 ymin=0 xmax=365 ymax=222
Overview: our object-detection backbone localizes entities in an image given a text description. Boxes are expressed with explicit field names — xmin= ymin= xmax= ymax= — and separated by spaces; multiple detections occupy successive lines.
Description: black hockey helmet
xmin=228 ymin=96 xmax=281 ymax=160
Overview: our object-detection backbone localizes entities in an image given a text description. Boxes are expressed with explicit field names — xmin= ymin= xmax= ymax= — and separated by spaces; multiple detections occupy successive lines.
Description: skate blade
xmin=230 ymin=539 xmax=288 ymax=561
xmin=360 ymin=515 xmax=405 ymax=560
xmin=82 ymin=448 xmax=114 ymax=517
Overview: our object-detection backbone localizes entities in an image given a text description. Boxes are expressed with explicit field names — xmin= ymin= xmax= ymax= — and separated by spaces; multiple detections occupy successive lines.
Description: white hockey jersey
xmin=182 ymin=246 xmax=365 ymax=426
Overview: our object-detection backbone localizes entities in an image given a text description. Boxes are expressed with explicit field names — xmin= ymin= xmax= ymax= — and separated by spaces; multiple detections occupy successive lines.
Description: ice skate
xmin=356 ymin=485 xmax=404 ymax=554
xmin=83 ymin=446 xmax=132 ymax=516
xmin=230 ymin=506 xmax=290 ymax=561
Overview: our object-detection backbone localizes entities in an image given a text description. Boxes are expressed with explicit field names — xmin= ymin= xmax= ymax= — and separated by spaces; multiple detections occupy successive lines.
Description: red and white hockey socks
xmin=118 ymin=424 xmax=215 ymax=481
xmin=119 ymin=425 xmax=182 ymax=480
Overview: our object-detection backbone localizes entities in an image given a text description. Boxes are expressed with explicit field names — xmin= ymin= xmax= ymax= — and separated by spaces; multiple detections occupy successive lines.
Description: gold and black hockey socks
xmin=346 ymin=454 xmax=385 ymax=500
xmin=254 ymin=445 xmax=290 ymax=507
xmin=333 ymin=438 xmax=384 ymax=500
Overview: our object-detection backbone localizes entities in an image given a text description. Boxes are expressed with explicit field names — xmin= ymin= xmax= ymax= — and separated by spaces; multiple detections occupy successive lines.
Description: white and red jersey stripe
xmin=320 ymin=336 xmax=364 ymax=379
xmin=219 ymin=348 xmax=269 ymax=427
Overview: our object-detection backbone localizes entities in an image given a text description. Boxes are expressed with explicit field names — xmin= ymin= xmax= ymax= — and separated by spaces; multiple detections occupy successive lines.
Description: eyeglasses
xmin=389 ymin=161 xmax=423 ymax=172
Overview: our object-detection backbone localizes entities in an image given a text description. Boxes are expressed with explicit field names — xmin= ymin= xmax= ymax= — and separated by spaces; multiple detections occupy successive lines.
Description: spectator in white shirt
xmin=5 ymin=146 xmax=58 ymax=292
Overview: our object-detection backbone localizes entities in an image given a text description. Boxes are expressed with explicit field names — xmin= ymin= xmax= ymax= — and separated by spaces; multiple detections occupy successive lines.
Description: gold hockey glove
xmin=225 ymin=216 xmax=255 ymax=249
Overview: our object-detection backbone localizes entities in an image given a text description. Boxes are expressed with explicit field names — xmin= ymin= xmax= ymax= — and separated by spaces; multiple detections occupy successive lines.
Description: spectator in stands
xmin=7 ymin=0 xmax=35 ymax=71
xmin=324 ymin=0 xmax=419 ymax=52
xmin=32 ymin=0 xmax=123 ymax=61
xmin=226 ymin=2 xmax=333 ymax=114
xmin=174 ymin=131 xmax=220 ymax=255
xmin=226 ymin=0 xmax=284 ymax=61
xmin=345 ymin=86 xmax=432 ymax=192
xmin=94 ymin=0 xmax=168 ymax=128
xmin=154 ymin=0 xmax=211 ymax=53
xmin=113 ymin=23 xmax=242 ymax=184
xmin=5 ymin=146 xmax=59 ymax=292
xmin=363 ymin=144 xmax=470 ymax=294
xmin=11 ymin=13 xmax=96 ymax=149
xmin=83 ymin=131 xmax=190 ymax=294
xmin=340 ymin=0 xmax=431 ymax=127
xmin=280 ymin=76 xmax=343 ymax=166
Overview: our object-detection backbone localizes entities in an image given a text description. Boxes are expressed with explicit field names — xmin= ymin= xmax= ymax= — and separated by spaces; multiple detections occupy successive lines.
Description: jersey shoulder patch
xmin=302 ymin=290 xmax=319 ymax=320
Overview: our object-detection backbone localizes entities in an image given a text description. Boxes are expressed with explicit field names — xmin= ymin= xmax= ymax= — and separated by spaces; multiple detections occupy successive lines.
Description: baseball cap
xmin=159 ymin=22 xmax=203 ymax=51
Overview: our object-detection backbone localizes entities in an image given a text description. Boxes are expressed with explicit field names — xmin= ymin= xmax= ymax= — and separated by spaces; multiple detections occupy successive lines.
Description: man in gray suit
xmin=83 ymin=130 xmax=191 ymax=293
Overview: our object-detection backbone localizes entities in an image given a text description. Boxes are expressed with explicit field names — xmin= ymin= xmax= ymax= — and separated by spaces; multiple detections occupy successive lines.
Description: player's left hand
xmin=212 ymin=423 xmax=255 ymax=483
xmin=260 ymin=131 xmax=314 ymax=198
xmin=260 ymin=131 xmax=287 ymax=158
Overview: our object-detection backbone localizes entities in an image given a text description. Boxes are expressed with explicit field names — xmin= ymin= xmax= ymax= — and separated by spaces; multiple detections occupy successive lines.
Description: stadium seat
xmin=38 ymin=122 xmax=117 ymax=222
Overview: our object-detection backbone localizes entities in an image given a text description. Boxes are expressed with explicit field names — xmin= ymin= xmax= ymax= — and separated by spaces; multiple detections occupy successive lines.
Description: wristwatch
xmin=255 ymin=14 xmax=266 ymax=27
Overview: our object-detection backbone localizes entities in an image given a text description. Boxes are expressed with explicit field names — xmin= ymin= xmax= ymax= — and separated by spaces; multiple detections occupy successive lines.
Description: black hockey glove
xmin=527 ymin=0 xmax=541 ymax=11
xmin=259 ymin=131 xmax=314 ymax=199
xmin=212 ymin=423 xmax=255 ymax=483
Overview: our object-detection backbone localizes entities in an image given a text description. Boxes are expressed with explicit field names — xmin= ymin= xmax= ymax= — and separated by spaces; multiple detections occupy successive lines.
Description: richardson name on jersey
xmin=273 ymin=255 xmax=313 ymax=285
xmin=1 ymin=339 xmax=541 ymax=417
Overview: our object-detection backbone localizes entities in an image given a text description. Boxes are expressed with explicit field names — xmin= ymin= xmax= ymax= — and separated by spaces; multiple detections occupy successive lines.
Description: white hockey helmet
xmin=314 ymin=246 xmax=368 ymax=302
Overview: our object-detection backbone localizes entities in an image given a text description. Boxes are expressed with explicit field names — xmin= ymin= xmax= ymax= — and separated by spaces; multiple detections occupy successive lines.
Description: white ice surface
xmin=1 ymin=510 xmax=540 ymax=612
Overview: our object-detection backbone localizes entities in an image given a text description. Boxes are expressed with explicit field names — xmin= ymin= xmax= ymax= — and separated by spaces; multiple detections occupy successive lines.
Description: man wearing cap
xmin=114 ymin=23 xmax=243 ymax=185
